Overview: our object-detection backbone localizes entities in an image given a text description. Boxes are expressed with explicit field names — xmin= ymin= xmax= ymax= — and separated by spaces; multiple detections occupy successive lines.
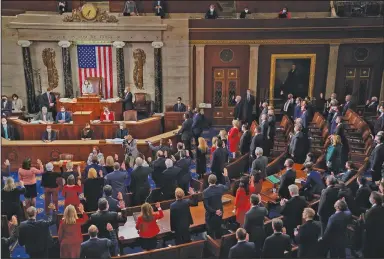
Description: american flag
xmin=77 ymin=45 xmax=113 ymax=99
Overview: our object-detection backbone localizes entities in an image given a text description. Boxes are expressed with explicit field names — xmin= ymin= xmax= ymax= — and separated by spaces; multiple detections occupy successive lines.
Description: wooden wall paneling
xmin=110 ymin=0 xmax=212 ymax=13
xmin=235 ymin=1 xmax=330 ymax=13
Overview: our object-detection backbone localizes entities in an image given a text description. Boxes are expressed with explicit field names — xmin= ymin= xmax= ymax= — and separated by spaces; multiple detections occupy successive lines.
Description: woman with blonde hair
xmin=136 ymin=202 xmax=164 ymax=250
xmin=228 ymin=120 xmax=241 ymax=158
xmin=196 ymin=137 xmax=208 ymax=179
xmin=58 ymin=204 xmax=88 ymax=258
xmin=2 ymin=177 xmax=25 ymax=221
xmin=104 ymin=155 xmax=115 ymax=175
xmin=218 ymin=129 xmax=228 ymax=146
xmin=326 ymin=134 xmax=342 ymax=174
xmin=84 ymin=168 xmax=104 ymax=211
xmin=210 ymin=136 xmax=218 ymax=160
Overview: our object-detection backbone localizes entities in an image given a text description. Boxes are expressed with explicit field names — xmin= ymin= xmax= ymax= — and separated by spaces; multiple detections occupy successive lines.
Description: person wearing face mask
xmin=100 ymin=106 xmax=115 ymax=122
xmin=42 ymin=125 xmax=57 ymax=142
xmin=365 ymin=96 xmax=379 ymax=113
xmin=56 ymin=106 xmax=72 ymax=124
xmin=205 ymin=4 xmax=218 ymax=19
xmin=1 ymin=95 xmax=12 ymax=116
xmin=123 ymin=86 xmax=133 ymax=111
xmin=11 ymin=94 xmax=23 ymax=112
xmin=240 ymin=7 xmax=251 ymax=18
xmin=1 ymin=117 xmax=15 ymax=140
xmin=87 ymin=146 xmax=105 ymax=167
xmin=81 ymin=123 xmax=93 ymax=140
xmin=369 ymin=134 xmax=384 ymax=182
xmin=243 ymin=89 xmax=255 ymax=125
xmin=153 ymin=0 xmax=165 ymax=18
xmin=34 ymin=106 xmax=54 ymax=124
xmin=278 ymin=7 xmax=291 ymax=18
xmin=173 ymin=97 xmax=186 ymax=112
xmin=293 ymin=97 xmax=302 ymax=120
xmin=374 ymin=105 xmax=384 ymax=135
xmin=115 ymin=122 xmax=128 ymax=139
xmin=39 ymin=88 xmax=56 ymax=118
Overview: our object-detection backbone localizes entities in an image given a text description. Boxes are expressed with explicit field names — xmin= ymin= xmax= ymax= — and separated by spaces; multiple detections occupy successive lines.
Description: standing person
xmin=217 ymin=129 xmax=228 ymax=147
xmin=243 ymin=89 xmax=255 ymax=125
xmin=250 ymin=126 xmax=265 ymax=160
xmin=369 ymin=134 xmax=384 ymax=182
xmin=318 ymin=175 xmax=339 ymax=234
xmin=239 ymin=6 xmax=251 ymax=19
xmin=115 ymin=123 xmax=128 ymax=139
xmin=1 ymin=216 xmax=18 ymax=259
xmin=18 ymin=158 xmax=44 ymax=208
xmin=196 ymin=137 xmax=208 ymax=180
xmin=233 ymin=176 xmax=252 ymax=226
xmin=267 ymin=108 xmax=276 ymax=146
xmin=192 ymin=108 xmax=205 ymax=145
xmin=80 ymin=224 xmax=117 ymax=258
xmin=173 ymin=97 xmax=186 ymax=112
xmin=293 ymin=97 xmax=302 ymax=120
xmin=41 ymin=162 xmax=61 ymax=215
xmin=153 ymin=0 xmax=165 ymax=18
xmin=205 ymin=4 xmax=218 ymax=19
xmin=123 ymin=135 xmax=139 ymax=167
xmin=123 ymin=1 xmax=138 ymax=16
xmin=251 ymin=147 xmax=268 ymax=179
xmin=175 ymin=150 xmax=192 ymax=195
xmin=210 ymin=139 xmax=228 ymax=184
xmin=84 ymin=168 xmax=105 ymax=212
xmin=178 ymin=113 xmax=193 ymax=155
xmin=123 ymin=86 xmax=133 ymax=111
xmin=281 ymin=94 xmax=294 ymax=118
xmin=39 ymin=88 xmax=56 ymax=117
xmin=233 ymin=96 xmax=244 ymax=121
xmin=210 ymin=136 xmax=218 ymax=160
xmin=18 ymin=206 xmax=57 ymax=259
xmin=62 ymin=175 xmax=82 ymax=209
xmin=11 ymin=93 xmax=23 ymax=112
xmin=130 ymin=157 xmax=152 ymax=206
xmin=278 ymin=159 xmax=296 ymax=199
xmin=334 ymin=116 xmax=349 ymax=165
xmin=326 ymin=135 xmax=342 ymax=174
xmin=239 ymin=124 xmax=252 ymax=155
xmin=262 ymin=218 xmax=292 ymax=258
xmin=228 ymin=228 xmax=257 ymax=259
xmin=136 ymin=202 xmax=164 ymax=250
xmin=228 ymin=119 xmax=241 ymax=158
xmin=203 ymin=172 xmax=230 ymax=239
xmin=289 ymin=124 xmax=306 ymax=163
xmin=58 ymin=204 xmax=89 ymax=258
xmin=1 ymin=177 xmax=25 ymax=221
xmin=104 ymin=162 xmax=128 ymax=199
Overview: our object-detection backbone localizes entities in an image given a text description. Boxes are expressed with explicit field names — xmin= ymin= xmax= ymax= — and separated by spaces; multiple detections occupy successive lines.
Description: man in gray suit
xmin=104 ymin=162 xmax=128 ymax=199
xmin=289 ymin=124 xmax=306 ymax=163
xmin=251 ymin=147 xmax=268 ymax=178
xmin=33 ymin=106 xmax=53 ymax=123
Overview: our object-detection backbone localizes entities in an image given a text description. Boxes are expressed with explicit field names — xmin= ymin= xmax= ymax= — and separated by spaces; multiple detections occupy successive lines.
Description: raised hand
xmin=10 ymin=215 xmax=18 ymax=226
xmin=106 ymin=223 xmax=113 ymax=231
xmin=77 ymin=179 xmax=82 ymax=186
xmin=19 ymin=180 xmax=24 ymax=187
xmin=117 ymin=192 xmax=123 ymax=201
xmin=37 ymin=159 xmax=42 ymax=165
xmin=223 ymin=168 xmax=228 ymax=177
xmin=78 ymin=203 xmax=85 ymax=214
xmin=188 ymin=187 xmax=195 ymax=195
xmin=114 ymin=154 xmax=119 ymax=161
xmin=4 ymin=159 xmax=10 ymax=166
xmin=155 ymin=202 xmax=161 ymax=209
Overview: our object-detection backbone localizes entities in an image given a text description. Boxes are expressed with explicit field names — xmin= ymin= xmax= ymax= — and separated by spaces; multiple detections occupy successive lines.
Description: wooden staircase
xmin=217 ymin=1 xmax=236 ymax=18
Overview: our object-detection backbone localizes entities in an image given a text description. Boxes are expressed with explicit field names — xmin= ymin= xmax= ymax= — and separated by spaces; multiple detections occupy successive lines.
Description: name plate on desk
xmin=77 ymin=96 xmax=100 ymax=103
xmin=199 ymin=103 xmax=211 ymax=108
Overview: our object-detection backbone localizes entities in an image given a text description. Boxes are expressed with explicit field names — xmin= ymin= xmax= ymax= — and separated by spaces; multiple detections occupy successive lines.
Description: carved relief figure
xmin=42 ymin=48 xmax=59 ymax=90
xmin=133 ymin=49 xmax=146 ymax=89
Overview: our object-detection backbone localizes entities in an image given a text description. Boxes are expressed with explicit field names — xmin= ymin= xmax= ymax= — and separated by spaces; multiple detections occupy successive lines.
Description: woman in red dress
xmin=228 ymin=120 xmax=241 ymax=158
xmin=234 ymin=176 xmax=254 ymax=226
xmin=136 ymin=202 xmax=164 ymax=250
xmin=58 ymin=204 xmax=88 ymax=258
xmin=61 ymin=175 xmax=82 ymax=208
xmin=100 ymin=106 xmax=115 ymax=122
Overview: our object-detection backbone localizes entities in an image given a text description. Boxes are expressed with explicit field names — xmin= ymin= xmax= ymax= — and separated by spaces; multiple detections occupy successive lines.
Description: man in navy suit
xmin=342 ymin=95 xmax=354 ymax=116
xmin=369 ymin=134 xmax=384 ymax=181
xmin=228 ymin=228 xmax=257 ymax=259
xmin=243 ymin=89 xmax=255 ymax=125
xmin=278 ymin=159 xmax=297 ymax=199
xmin=203 ymin=172 xmax=230 ymax=239
xmin=103 ymin=185 xmax=119 ymax=212
xmin=300 ymin=105 xmax=309 ymax=134
xmin=192 ymin=108 xmax=205 ymax=145
xmin=374 ymin=105 xmax=384 ymax=135
xmin=178 ymin=112 xmax=193 ymax=155
xmin=39 ymin=88 xmax=56 ymax=117
xmin=123 ymin=86 xmax=133 ymax=111
xmin=56 ymin=106 xmax=72 ymax=123
xmin=211 ymin=139 xmax=229 ymax=184
xmin=80 ymin=224 xmax=117 ymax=258
xmin=319 ymin=200 xmax=352 ymax=258
xmin=318 ymin=175 xmax=340 ymax=234
xmin=175 ymin=150 xmax=192 ymax=195
xmin=42 ymin=125 xmax=57 ymax=142
xmin=1 ymin=95 xmax=12 ymax=117
xmin=330 ymin=106 xmax=341 ymax=134
xmin=104 ymin=162 xmax=128 ymax=199
xmin=173 ymin=97 xmax=186 ymax=112
xmin=262 ymin=218 xmax=292 ymax=258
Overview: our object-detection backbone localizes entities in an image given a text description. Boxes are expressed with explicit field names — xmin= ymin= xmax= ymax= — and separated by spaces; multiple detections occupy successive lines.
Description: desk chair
xmin=123 ymin=110 xmax=138 ymax=121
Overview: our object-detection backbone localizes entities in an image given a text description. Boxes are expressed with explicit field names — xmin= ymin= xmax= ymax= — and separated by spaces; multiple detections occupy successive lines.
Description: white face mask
xmin=245 ymin=9 xmax=248 ymax=13
xmin=120 ymin=126 xmax=124 ymax=130
xmin=210 ymin=8 xmax=214 ymax=12
xmin=47 ymin=129 xmax=52 ymax=133
xmin=2 ymin=121 xmax=7 ymax=125
xmin=282 ymin=9 xmax=287 ymax=13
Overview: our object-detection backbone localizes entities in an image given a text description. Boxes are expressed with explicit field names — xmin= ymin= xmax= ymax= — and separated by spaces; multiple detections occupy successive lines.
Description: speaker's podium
xmin=72 ymin=111 xmax=93 ymax=125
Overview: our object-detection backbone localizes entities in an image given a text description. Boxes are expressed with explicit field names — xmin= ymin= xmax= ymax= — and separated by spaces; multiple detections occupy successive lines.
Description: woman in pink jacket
xmin=18 ymin=158 xmax=44 ymax=208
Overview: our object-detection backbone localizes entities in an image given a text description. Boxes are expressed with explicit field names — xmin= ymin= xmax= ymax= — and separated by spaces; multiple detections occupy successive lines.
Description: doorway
xmin=343 ymin=67 xmax=372 ymax=105
xmin=212 ymin=68 xmax=241 ymax=125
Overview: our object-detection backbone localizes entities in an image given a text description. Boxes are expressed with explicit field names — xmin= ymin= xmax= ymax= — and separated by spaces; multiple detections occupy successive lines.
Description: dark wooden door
xmin=212 ymin=68 xmax=240 ymax=125
xmin=343 ymin=67 xmax=372 ymax=106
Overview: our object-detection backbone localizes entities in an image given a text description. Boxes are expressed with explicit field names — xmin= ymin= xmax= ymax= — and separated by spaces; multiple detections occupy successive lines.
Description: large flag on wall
xmin=77 ymin=45 xmax=113 ymax=98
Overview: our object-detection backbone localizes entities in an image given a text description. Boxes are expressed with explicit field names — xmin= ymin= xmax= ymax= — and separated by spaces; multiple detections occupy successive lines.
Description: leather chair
xmin=133 ymin=93 xmax=151 ymax=116
xmin=123 ymin=110 xmax=138 ymax=121
xmin=165 ymin=105 xmax=174 ymax=112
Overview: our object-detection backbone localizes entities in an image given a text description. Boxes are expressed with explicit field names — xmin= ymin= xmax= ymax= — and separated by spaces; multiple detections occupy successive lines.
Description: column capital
xmin=113 ymin=41 xmax=126 ymax=48
xmin=329 ymin=43 xmax=340 ymax=48
xmin=249 ymin=44 xmax=261 ymax=48
xmin=58 ymin=40 xmax=71 ymax=48
xmin=152 ymin=41 xmax=164 ymax=49
xmin=195 ymin=44 xmax=205 ymax=48
xmin=17 ymin=40 xmax=32 ymax=47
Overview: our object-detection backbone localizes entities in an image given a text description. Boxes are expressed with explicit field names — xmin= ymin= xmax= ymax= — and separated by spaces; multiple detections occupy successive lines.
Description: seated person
xmin=100 ymin=106 xmax=115 ymax=122
xmin=336 ymin=161 xmax=357 ymax=183
xmin=81 ymin=123 xmax=93 ymax=140
xmin=42 ymin=125 xmax=57 ymax=142
xmin=58 ymin=0 xmax=67 ymax=14
xmin=300 ymin=162 xmax=325 ymax=200
xmin=173 ymin=97 xmax=187 ymax=112
xmin=82 ymin=79 xmax=95 ymax=95
xmin=278 ymin=7 xmax=291 ymax=18
xmin=11 ymin=94 xmax=23 ymax=112
xmin=56 ymin=106 xmax=72 ymax=123
xmin=205 ymin=4 xmax=218 ymax=19
xmin=115 ymin=122 xmax=128 ymax=139
xmin=1 ymin=95 xmax=12 ymax=117
xmin=123 ymin=0 xmax=138 ymax=16
xmin=240 ymin=7 xmax=251 ymax=18
xmin=1 ymin=117 xmax=15 ymax=140
xmin=34 ymin=106 xmax=54 ymax=123
xmin=87 ymin=146 xmax=104 ymax=166
xmin=154 ymin=0 xmax=165 ymax=18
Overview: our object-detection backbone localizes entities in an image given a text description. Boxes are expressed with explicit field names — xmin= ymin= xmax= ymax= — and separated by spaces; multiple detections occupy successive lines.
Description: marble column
xmin=113 ymin=41 xmax=126 ymax=98
xmin=325 ymin=44 xmax=340 ymax=98
xmin=249 ymin=44 xmax=260 ymax=95
xmin=330 ymin=1 xmax=338 ymax=17
xmin=58 ymin=40 xmax=73 ymax=98
xmin=152 ymin=41 xmax=164 ymax=113
xmin=18 ymin=40 xmax=37 ymax=113
xmin=195 ymin=44 xmax=205 ymax=106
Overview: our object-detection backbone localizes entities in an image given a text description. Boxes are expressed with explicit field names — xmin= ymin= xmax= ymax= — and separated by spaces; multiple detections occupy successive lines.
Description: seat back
xmin=266 ymin=151 xmax=287 ymax=176
xmin=178 ymin=240 xmax=205 ymax=259
xmin=134 ymin=93 xmax=147 ymax=105
xmin=124 ymin=110 xmax=138 ymax=121
xmin=165 ymin=105 xmax=174 ymax=112
xmin=219 ymin=233 xmax=237 ymax=258
xmin=226 ymin=153 xmax=249 ymax=180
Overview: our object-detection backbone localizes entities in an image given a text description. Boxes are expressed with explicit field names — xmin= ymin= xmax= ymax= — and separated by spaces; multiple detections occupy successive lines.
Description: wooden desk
xmin=164 ymin=112 xmax=184 ymax=132
xmin=57 ymin=99 xmax=123 ymax=120
xmin=2 ymin=127 xmax=180 ymax=171
xmin=8 ymin=117 xmax=162 ymax=140
xmin=118 ymin=194 xmax=235 ymax=245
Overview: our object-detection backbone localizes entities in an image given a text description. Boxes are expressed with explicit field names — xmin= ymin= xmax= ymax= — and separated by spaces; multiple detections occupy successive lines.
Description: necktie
xmin=247 ymin=95 xmax=250 ymax=102
xmin=284 ymin=101 xmax=289 ymax=112
xmin=3 ymin=101 xmax=6 ymax=109
xmin=48 ymin=93 xmax=51 ymax=103
xmin=178 ymin=104 xmax=181 ymax=111
xmin=48 ymin=132 xmax=51 ymax=141
xmin=43 ymin=114 xmax=46 ymax=121
xmin=4 ymin=126 xmax=8 ymax=139
xmin=62 ymin=112 xmax=65 ymax=121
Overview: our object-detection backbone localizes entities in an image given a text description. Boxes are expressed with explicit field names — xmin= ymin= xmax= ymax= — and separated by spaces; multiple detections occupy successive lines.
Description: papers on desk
xmin=266 ymin=175 xmax=280 ymax=184
xmin=295 ymin=178 xmax=305 ymax=184
xmin=29 ymin=120 xmax=40 ymax=124
xmin=100 ymin=98 xmax=120 ymax=103
xmin=59 ymin=98 xmax=74 ymax=103
xmin=106 ymin=138 xmax=125 ymax=144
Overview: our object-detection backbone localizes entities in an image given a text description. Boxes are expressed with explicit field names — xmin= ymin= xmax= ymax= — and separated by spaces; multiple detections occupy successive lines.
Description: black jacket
xmin=151 ymin=157 xmax=166 ymax=186
xmin=369 ymin=143 xmax=384 ymax=181
xmin=278 ymin=169 xmax=296 ymax=199
xmin=178 ymin=118 xmax=193 ymax=141
xmin=175 ymin=158 xmax=192 ymax=187
xmin=244 ymin=205 xmax=268 ymax=244
xmin=88 ymin=210 xmax=126 ymax=239
xmin=80 ymin=233 xmax=116 ymax=259
xmin=318 ymin=185 xmax=340 ymax=221
xmin=355 ymin=185 xmax=372 ymax=212
xmin=170 ymin=199 xmax=194 ymax=242
xmin=289 ymin=131 xmax=306 ymax=163
xmin=374 ymin=114 xmax=384 ymax=135
xmin=363 ymin=204 xmax=384 ymax=258
xmin=123 ymin=92 xmax=133 ymax=111
xmin=262 ymin=232 xmax=292 ymax=258
xmin=250 ymin=133 xmax=265 ymax=158
xmin=281 ymin=99 xmax=294 ymax=118
xmin=280 ymin=196 xmax=307 ymax=236
xmin=322 ymin=210 xmax=352 ymax=246
xmin=229 ymin=241 xmax=257 ymax=258
xmin=1 ymin=225 xmax=18 ymax=258
xmin=173 ymin=103 xmax=186 ymax=112
xmin=234 ymin=100 xmax=244 ymax=121
xmin=192 ymin=113 xmax=205 ymax=136
xmin=239 ymin=10 xmax=251 ymax=18
xmin=39 ymin=92 xmax=56 ymax=111
xmin=295 ymin=220 xmax=322 ymax=258
xmin=115 ymin=128 xmax=128 ymax=139
xmin=130 ymin=166 xmax=152 ymax=204
xmin=239 ymin=130 xmax=252 ymax=154
xmin=1 ymin=124 xmax=15 ymax=140
xmin=243 ymin=94 xmax=255 ymax=121
xmin=160 ymin=166 xmax=181 ymax=199
xmin=203 ymin=176 xmax=230 ymax=222
xmin=205 ymin=9 xmax=218 ymax=19
xmin=105 ymin=196 xmax=119 ymax=212
xmin=210 ymin=147 xmax=228 ymax=181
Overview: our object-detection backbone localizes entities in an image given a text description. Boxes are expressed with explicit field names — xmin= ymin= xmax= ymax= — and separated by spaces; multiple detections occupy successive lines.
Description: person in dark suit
xmin=233 ymin=96 xmax=244 ymax=121
xmin=205 ymin=4 xmax=218 ymax=19
xmin=178 ymin=112 xmax=193 ymax=154
xmin=369 ymin=134 xmax=384 ymax=181
xmin=203 ymin=172 xmax=230 ymax=239
xmin=363 ymin=191 xmax=384 ymax=258
xmin=160 ymin=159 xmax=181 ymax=200
xmin=267 ymin=108 xmax=276 ymax=144
xmin=148 ymin=138 xmax=172 ymax=154
xmin=280 ymin=184 xmax=307 ymax=238
xmin=81 ymin=123 xmax=94 ymax=140
xmin=151 ymin=151 xmax=166 ymax=186
xmin=56 ymin=106 xmax=72 ymax=123
xmin=289 ymin=124 xmax=306 ymax=163
xmin=39 ymin=88 xmax=56 ymax=117
xmin=251 ymin=147 xmax=268 ymax=179
xmin=175 ymin=150 xmax=192 ymax=194
xmin=80 ymin=224 xmax=117 ymax=258
xmin=337 ymin=161 xmax=357 ymax=183
xmin=103 ymin=185 xmax=119 ymax=212
xmin=210 ymin=139 xmax=228 ymax=184
xmin=239 ymin=124 xmax=251 ymax=155
xmin=330 ymin=107 xmax=342 ymax=135
xmin=87 ymin=198 xmax=126 ymax=239
xmin=123 ymin=86 xmax=133 ymax=111
xmin=294 ymin=207 xmax=322 ymax=258
xmin=1 ymin=216 xmax=18 ymax=259
xmin=130 ymin=157 xmax=152 ymax=205
xmin=244 ymin=194 xmax=268 ymax=256
xmin=1 ymin=95 xmax=13 ymax=117
xmin=300 ymin=105 xmax=309 ymax=134
xmin=115 ymin=122 xmax=128 ymax=139
xmin=281 ymin=94 xmax=294 ymax=118
xmin=250 ymin=126 xmax=265 ymax=160
xmin=342 ymin=95 xmax=354 ymax=116
xmin=153 ymin=0 xmax=165 ymax=18
xmin=1 ymin=117 xmax=15 ymax=140
xmin=278 ymin=159 xmax=297 ymax=199
xmin=18 ymin=206 xmax=57 ymax=258
xmin=262 ymin=218 xmax=292 ymax=258
xmin=173 ymin=97 xmax=186 ymax=112
xmin=229 ymin=228 xmax=257 ymax=259
xmin=293 ymin=97 xmax=302 ymax=120
xmin=300 ymin=162 xmax=325 ymax=200
xmin=334 ymin=116 xmax=349 ymax=164
xmin=365 ymin=96 xmax=379 ymax=113
xmin=259 ymin=102 xmax=268 ymax=124
xmin=374 ymin=106 xmax=384 ymax=135
xmin=318 ymin=175 xmax=340 ymax=234
xmin=42 ymin=125 xmax=57 ymax=142
xmin=239 ymin=7 xmax=251 ymax=19
xmin=243 ymin=89 xmax=255 ymax=125
xmin=355 ymin=176 xmax=372 ymax=213
xmin=170 ymin=188 xmax=194 ymax=245
xmin=192 ymin=108 xmax=205 ymax=145
xmin=104 ymin=162 xmax=128 ymax=199
xmin=319 ymin=200 xmax=352 ymax=258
